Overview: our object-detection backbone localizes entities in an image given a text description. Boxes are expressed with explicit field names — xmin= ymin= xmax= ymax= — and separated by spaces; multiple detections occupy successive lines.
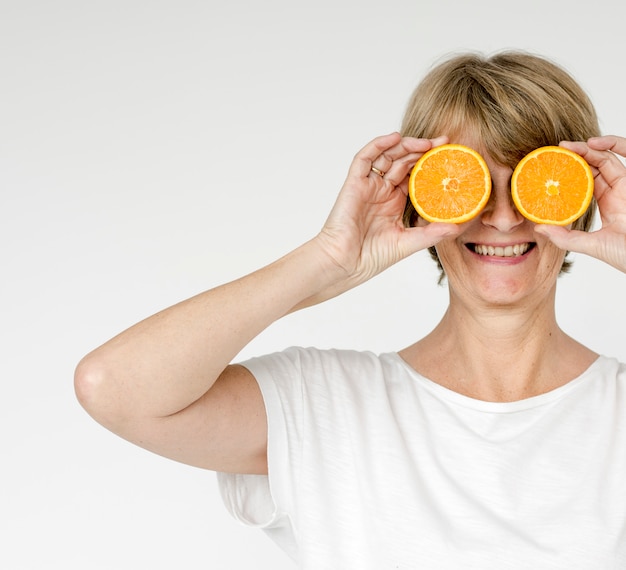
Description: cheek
xmin=543 ymin=239 xmax=566 ymax=260
xmin=538 ymin=242 xmax=568 ymax=278
xmin=434 ymin=240 xmax=465 ymax=274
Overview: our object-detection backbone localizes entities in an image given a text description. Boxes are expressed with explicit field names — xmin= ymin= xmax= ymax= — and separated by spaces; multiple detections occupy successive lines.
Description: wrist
xmin=280 ymin=235 xmax=356 ymax=313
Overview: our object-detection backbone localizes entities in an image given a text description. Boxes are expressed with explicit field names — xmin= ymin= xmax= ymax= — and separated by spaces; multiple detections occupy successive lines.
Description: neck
xmin=401 ymin=285 xmax=596 ymax=402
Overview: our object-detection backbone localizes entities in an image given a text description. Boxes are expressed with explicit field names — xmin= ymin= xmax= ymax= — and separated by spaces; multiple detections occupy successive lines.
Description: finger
xmin=369 ymin=139 xmax=427 ymax=176
xmin=535 ymin=224 xmax=626 ymax=272
xmin=377 ymin=135 xmax=449 ymax=167
xmin=381 ymin=151 xmax=428 ymax=190
xmin=560 ymin=142 xmax=621 ymax=175
xmin=370 ymin=136 xmax=450 ymax=186
xmin=350 ymin=132 xmax=403 ymax=179
xmin=534 ymin=225 xmax=597 ymax=257
xmin=399 ymin=222 xmax=461 ymax=256
xmin=355 ymin=134 xmax=448 ymax=180
xmin=428 ymin=135 xmax=450 ymax=147
xmin=587 ymin=135 xmax=626 ymax=158
xmin=560 ymin=140 xmax=626 ymax=197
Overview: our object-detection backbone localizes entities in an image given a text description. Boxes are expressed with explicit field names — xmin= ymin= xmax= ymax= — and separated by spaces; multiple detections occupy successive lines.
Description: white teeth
xmin=474 ymin=243 xmax=530 ymax=257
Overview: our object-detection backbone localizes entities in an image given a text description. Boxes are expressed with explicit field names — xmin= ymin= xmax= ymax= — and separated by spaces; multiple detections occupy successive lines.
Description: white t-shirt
xmin=218 ymin=347 xmax=626 ymax=569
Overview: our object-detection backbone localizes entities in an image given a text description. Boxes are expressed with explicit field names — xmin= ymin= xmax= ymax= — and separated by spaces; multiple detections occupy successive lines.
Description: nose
xmin=480 ymin=186 xmax=525 ymax=233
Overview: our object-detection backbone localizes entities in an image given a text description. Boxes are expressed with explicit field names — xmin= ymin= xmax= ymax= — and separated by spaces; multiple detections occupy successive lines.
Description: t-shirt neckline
xmin=385 ymin=352 xmax=606 ymax=414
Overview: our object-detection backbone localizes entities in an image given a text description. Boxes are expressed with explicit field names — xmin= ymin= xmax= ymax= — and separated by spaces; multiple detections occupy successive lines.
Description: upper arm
xmin=120 ymin=364 xmax=268 ymax=474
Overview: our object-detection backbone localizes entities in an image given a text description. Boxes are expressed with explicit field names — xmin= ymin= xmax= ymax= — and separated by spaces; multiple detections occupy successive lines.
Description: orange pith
xmin=408 ymin=144 xmax=491 ymax=224
xmin=511 ymin=146 xmax=594 ymax=226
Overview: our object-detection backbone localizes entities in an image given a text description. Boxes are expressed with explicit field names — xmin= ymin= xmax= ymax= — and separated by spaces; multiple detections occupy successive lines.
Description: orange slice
xmin=408 ymin=144 xmax=491 ymax=224
xmin=511 ymin=146 xmax=594 ymax=225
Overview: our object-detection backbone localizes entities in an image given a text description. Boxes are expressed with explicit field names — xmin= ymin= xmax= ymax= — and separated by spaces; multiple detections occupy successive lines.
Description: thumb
xmin=534 ymin=225 xmax=595 ymax=256
xmin=401 ymin=222 xmax=461 ymax=255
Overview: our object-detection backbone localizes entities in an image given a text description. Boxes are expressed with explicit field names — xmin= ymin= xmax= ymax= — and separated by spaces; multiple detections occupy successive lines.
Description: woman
xmin=75 ymin=51 xmax=626 ymax=568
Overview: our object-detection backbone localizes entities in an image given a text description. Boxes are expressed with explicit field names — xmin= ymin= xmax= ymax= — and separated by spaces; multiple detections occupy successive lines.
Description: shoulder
xmin=577 ymin=355 xmax=626 ymax=405
xmin=607 ymin=356 xmax=626 ymax=390
xmin=241 ymin=346 xmax=373 ymax=372
xmin=239 ymin=346 xmax=412 ymax=396
xmin=592 ymin=355 xmax=626 ymax=379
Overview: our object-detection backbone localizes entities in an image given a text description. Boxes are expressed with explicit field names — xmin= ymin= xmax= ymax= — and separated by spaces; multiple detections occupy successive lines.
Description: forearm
xmin=75 ymin=236 xmax=344 ymax=421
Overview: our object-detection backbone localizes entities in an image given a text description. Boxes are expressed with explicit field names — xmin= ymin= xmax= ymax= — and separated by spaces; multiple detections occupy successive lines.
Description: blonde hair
xmin=401 ymin=51 xmax=600 ymax=277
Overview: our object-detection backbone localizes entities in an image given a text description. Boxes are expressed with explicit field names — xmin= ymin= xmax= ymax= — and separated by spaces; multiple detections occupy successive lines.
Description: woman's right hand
xmin=312 ymin=132 xmax=460 ymax=297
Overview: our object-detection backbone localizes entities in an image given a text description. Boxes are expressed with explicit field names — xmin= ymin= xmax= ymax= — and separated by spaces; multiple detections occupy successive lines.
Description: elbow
xmin=74 ymin=352 xmax=119 ymax=426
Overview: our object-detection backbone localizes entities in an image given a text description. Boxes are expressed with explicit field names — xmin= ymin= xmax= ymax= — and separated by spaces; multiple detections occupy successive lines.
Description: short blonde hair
xmin=401 ymin=51 xmax=600 ymax=277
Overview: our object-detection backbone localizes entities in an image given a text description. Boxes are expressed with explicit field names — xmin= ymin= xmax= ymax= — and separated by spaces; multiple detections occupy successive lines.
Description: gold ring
xmin=370 ymin=166 xmax=385 ymax=177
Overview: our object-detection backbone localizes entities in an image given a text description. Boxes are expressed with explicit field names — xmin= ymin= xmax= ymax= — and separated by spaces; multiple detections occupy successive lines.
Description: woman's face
xmin=429 ymin=145 xmax=567 ymax=309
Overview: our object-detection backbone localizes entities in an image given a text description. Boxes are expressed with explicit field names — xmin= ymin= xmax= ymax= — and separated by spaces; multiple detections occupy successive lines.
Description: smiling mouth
xmin=467 ymin=243 xmax=536 ymax=257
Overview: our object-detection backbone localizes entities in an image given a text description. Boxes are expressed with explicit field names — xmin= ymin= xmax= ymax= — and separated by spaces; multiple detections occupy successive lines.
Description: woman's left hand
xmin=534 ymin=135 xmax=626 ymax=273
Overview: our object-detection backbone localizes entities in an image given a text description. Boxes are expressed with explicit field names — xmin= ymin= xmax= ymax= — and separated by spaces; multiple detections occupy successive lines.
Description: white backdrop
xmin=2 ymin=0 xmax=626 ymax=568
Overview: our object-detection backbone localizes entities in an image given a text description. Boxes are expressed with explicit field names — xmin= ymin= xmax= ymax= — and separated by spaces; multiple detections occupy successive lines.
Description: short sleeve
xmin=216 ymin=347 xmax=306 ymax=561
